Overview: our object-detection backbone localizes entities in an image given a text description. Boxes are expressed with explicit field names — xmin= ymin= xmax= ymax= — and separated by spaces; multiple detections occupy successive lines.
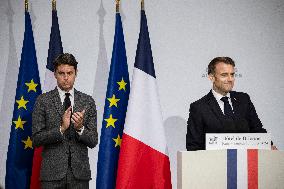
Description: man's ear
xmin=75 ymin=69 xmax=78 ymax=77
xmin=208 ymin=73 xmax=214 ymax=82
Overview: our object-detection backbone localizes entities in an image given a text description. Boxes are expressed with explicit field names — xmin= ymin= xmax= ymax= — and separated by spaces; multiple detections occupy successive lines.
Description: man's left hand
xmin=71 ymin=109 xmax=86 ymax=131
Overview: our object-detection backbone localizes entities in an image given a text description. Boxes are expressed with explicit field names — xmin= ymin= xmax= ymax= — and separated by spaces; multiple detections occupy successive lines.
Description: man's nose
xmin=228 ymin=75 xmax=234 ymax=81
xmin=63 ymin=74 xmax=69 ymax=79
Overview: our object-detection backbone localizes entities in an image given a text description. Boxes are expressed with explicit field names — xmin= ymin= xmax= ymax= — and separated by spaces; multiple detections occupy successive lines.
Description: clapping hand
xmin=72 ymin=109 xmax=86 ymax=131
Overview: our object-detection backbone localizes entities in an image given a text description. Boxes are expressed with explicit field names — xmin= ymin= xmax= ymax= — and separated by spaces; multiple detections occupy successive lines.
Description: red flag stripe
xmin=116 ymin=134 xmax=171 ymax=189
xmin=248 ymin=149 xmax=258 ymax=189
xmin=30 ymin=147 xmax=43 ymax=189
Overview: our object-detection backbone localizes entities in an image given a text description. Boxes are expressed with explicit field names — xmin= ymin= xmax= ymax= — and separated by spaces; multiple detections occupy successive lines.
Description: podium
xmin=177 ymin=150 xmax=284 ymax=189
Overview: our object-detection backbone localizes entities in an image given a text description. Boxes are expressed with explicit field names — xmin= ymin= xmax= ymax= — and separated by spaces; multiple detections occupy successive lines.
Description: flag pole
xmin=116 ymin=0 xmax=120 ymax=13
xmin=141 ymin=0 xmax=144 ymax=10
xmin=52 ymin=0 xmax=56 ymax=10
xmin=25 ymin=0 xmax=28 ymax=11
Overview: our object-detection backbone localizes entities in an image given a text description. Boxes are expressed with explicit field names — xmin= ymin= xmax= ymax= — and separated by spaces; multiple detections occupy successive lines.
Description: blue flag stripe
xmin=227 ymin=149 xmax=237 ymax=189
xmin=134 ymin=10 xmax=156 ymax=78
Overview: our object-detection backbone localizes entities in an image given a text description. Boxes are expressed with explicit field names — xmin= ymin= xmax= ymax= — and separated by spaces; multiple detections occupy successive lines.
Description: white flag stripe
xmin=237 ymin=150 xmax=248 ymax=189
xmin=43 ymin=69 xmax=56 ymax=92
xmin=124 ymin=68 xmax=168 ymax=155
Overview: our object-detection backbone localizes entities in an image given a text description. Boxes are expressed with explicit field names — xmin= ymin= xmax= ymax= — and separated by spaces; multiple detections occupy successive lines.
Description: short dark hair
xmin=53 ymin=53 xmax=78 ymax=71
xmin=208 ymin=57 xmax=235 ymax=75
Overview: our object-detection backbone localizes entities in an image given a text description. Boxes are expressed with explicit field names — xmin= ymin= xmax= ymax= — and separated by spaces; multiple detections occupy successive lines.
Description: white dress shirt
xmin=57 ymin=86 xmax=74 ymax=111
xmin=212 ymin=89 xmax=234 ymax=115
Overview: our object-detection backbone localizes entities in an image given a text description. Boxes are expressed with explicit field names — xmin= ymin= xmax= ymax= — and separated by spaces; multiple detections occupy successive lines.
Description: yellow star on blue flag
xmin=22 ymin=136 xmax=33 ymax=149
xmin=113 ymin=134 xmax=122 ymax=147
xmin=117 ymin=78 xmax=127 ymax=91
xmin=16 ymin=96 xmax=29 ymax=110
xmin=25 ymin=79 xmax=38 ymax=92
xmin=107 ymin=94 xmax=120 ymax=107
xmin=13 ymin=116 xmax=26 ymax=130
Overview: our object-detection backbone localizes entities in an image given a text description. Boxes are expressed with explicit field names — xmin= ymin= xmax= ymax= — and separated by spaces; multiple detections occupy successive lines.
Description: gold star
xmin=13 ymin=116 xmax=26 ymax=130
xmin=107 ymin=94 xmax=120 ymax=108
xmin=25 ymin=79 xmax=38 ymax=92
xmin=16 ymin=96 xmax=29 ymax=110
xmin=22 ymin=136 xmax=33 ymax=149
xmin=113 ymin=134 xmax=122 ymax=147
xmin=117 ymin=78 xmax=127 ymax=91
xmin=104 ymin=114 xmax=117 ymax=128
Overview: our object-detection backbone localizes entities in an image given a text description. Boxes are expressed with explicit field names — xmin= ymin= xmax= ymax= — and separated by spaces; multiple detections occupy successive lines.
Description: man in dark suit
xmin=186 ymin=57 xmax=275 ymax=151
xmin=32 ymin=53 xmax=98 ymax=188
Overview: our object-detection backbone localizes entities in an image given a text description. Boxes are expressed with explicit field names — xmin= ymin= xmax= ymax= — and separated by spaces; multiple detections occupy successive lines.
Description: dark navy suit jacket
xmin=186 ymin=90 xmax=267 ymax=151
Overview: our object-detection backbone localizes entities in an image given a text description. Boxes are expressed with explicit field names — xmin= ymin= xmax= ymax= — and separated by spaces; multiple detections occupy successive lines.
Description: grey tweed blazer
xmin=32 ymin=88 xmax=98 ymax=181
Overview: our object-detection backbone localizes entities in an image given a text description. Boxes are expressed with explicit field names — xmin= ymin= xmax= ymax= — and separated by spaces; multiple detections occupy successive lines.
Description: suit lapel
xmin=230 ymin=92 xmax=241 ymax=118
xmin=50 ymin=88 xmax=64 ymax=115
xmin=206 ymin=91 xmax=224 ymax=118
xmin=73 ymin=89 xmax=83 ymax=113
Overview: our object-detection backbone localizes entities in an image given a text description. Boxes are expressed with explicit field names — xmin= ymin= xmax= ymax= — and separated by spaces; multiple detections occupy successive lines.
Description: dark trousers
xmin=41 ymin=166 xmax=89 ymax=189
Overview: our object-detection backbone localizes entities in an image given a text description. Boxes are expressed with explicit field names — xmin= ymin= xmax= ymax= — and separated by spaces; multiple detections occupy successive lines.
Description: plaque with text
xmin=206 ymin=133 xmax=271 ymax=150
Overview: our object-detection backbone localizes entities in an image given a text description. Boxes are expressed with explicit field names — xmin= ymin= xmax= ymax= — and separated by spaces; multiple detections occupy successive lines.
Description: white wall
xmin=1 ymin=0 xmax=284 ymax=188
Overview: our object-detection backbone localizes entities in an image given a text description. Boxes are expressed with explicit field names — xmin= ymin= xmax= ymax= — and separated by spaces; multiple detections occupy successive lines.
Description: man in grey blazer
xmin=32 ymin=53 xmax=98 ymax=189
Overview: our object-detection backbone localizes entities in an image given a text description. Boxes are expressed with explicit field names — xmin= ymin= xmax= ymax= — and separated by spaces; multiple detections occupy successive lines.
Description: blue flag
xmin=44 ymin=9 xmax=64 ymax=91
xmin=47 ymin=9 xmax=63 ymax=73
xmin=96 ymin=13 xmax=130 ymax=189
xmin=5 ymin=11 xmax=42 ymax=189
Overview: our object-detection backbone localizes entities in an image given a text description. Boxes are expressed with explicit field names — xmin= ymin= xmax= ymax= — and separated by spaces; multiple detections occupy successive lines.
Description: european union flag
xmin=96 ymin=12 xmax=130 ymax=189
xmin=5 ymin=10 xmax=42 ymax=189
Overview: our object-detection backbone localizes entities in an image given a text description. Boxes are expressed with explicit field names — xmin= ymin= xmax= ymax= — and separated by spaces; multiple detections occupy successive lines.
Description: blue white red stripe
xmin=227 ymin=149 xmax=259 ymax=189
xmin=116 ymin=9 xmax=172 ymax=189
xmin=179 ymin=149 xmax=283 ymax=188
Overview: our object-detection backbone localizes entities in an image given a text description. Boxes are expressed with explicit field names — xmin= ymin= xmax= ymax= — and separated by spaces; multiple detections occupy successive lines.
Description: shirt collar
xmin=57 ymin=86 xmax=74 ymax=99
xmin=212 ymin=88 xmax=231 ymax=101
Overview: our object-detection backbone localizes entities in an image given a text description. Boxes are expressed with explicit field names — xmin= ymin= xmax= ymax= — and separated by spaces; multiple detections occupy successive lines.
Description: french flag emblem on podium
xmin=177 ymin=149 xmax=284 ymax=189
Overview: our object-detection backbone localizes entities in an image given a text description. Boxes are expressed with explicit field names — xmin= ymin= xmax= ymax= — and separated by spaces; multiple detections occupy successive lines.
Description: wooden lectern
xmin=177 ymin=150 xmax=284 ymax=189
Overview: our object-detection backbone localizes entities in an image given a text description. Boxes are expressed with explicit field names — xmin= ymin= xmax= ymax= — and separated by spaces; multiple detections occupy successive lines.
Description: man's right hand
xmin=60 ymin=106 xmax=72 ymax=133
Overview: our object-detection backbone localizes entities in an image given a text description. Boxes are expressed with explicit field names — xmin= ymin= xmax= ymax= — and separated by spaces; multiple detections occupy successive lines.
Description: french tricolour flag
xmin=115 ymin=8 xmax=172 ymax=189
xmin=227 ymin=149 xmax=283 ymax=189
xmin=228 ymin=149 xmax=258 ymax=189
xmin=179 ymin=149 xmax=284 ymax=189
